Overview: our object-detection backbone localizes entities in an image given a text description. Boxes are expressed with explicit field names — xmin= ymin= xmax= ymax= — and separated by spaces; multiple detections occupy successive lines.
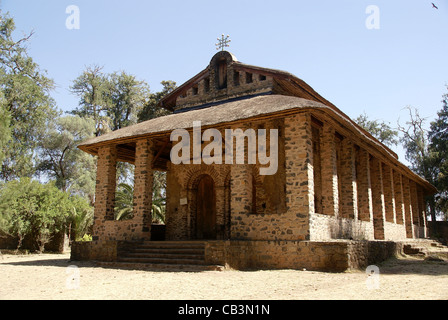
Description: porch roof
xmin=77 ymin=94 xmax=437 ymax=194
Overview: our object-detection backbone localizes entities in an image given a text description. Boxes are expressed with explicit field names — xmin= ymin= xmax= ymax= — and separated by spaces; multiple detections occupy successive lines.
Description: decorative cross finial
xmin=216 ymin=34 xmax=231 ymax=51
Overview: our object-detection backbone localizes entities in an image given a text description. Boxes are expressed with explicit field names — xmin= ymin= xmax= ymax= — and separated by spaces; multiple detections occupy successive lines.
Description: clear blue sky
xmin=2 ymin=0 xmax=448 ymax=163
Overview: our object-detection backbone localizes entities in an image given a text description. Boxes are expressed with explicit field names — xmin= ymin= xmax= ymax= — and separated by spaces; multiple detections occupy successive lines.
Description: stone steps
xmin=402 ymin=239 xmax=448 ymax=260
xmin=116 ymin=241 xmax=224 ymax=271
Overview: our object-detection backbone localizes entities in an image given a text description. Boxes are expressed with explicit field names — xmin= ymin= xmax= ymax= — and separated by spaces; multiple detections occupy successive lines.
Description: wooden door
xmin=196 ymin=175 xmax=216 ymax=239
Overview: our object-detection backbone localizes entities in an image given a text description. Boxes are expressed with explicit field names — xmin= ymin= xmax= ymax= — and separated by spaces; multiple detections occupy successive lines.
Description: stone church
xmin=72 ymin=51 xmax=436 ymax=271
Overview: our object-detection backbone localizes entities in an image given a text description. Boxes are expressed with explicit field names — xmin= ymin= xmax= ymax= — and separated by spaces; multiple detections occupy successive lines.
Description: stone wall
xmin=309 ymin=212 xmax=375 ymax=240
xmin=204 ymin=239 xmax=402 ymax=272
xmin=70 ymin=240 xmax=118 ymax=262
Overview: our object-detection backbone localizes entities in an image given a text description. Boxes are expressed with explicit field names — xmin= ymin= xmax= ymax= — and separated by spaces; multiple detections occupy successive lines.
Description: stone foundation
xmin=71 ymin=239 xmax=403 ymax=272
xmin=205 ymin=240 xmax=402 ymax=272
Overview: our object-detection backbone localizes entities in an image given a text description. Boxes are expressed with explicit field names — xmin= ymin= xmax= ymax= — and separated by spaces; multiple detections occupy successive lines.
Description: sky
xmin=2 ymin=0 xmax=448 ymax=164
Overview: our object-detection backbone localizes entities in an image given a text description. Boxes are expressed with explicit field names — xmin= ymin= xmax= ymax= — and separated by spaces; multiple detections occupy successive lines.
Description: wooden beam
xmin=152 ymin=138 xmax=170 ymax=169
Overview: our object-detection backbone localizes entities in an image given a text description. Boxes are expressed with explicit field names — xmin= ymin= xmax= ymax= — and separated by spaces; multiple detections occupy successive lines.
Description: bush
xmin=0 ymin=178 xmax=93 ymax=252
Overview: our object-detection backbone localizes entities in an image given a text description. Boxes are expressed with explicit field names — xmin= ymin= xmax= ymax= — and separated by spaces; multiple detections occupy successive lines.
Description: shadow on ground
xmin=374 ymin=255 xmax=448 ymax=276
xmin=2 ymin=253 xmax=448 ymax=275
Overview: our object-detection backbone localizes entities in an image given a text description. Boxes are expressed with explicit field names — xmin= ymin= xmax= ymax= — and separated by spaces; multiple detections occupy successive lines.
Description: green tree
xmin=397 ymin=106 xmax=438 ymax=222
xmin=429 ymin=88 xmax=448 ymax=220
xmin=0 ymin=13 xmax=58 ymax=180
xmin=354 ymin=112 xmax=399 ymax=147
xmin=113 ymin=181 xmax=166 ymax=223
xmin=67 ymin=195 xmax=94 ymax=241
xmin=70 ymin=65 xmax=110 ymax=136
xmin=0 ymin=94 xmax=11 ymax=168
xmin=106 ymin=71 xmax=150 ymax=131
xmin=36 ymin=115 xmax=96 ymax=199
xmin=138 ymin=80 xmax=176 ymax=122
xmin=0 ymin=178 xmax=76 ymax=252
xmin=114 ymin=182 xmax=134 ymax=220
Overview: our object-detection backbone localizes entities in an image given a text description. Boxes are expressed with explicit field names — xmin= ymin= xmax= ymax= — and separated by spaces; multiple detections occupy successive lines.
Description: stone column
xmin=370 ymin=157 xmax=385 ymax=240
xmin=382 ymin=164 xmax=396 ymax=223
xmin=417 ymin=186 xmax=428 ymax=238
xmin=132 ymin=138 xmax=154 ymax=240
xmin=321 ymin=124 xmax=339 ymax=216
xmin=410 ymin=181 xmax=420 ymax=237
xmin=402 ymin=177 xmax=415 ymax=238
xmin=93 ymin=145 xmax=117 ymax=240
xmin=230 ymin=164 xmax=253 ymax=239
xmin=340 ymin=138 xmax=357 ymax=220
xmin=284 ymin=113 xmax=314 ymax=240
xmin=393 ymin=171 xmax=405 ymax=225
xmin=357 ymin=148 xmax=373 ymax=222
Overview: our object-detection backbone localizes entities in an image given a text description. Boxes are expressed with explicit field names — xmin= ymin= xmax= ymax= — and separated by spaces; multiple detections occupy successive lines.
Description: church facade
xmin=72 ymin=51 xmax=436 ymax=271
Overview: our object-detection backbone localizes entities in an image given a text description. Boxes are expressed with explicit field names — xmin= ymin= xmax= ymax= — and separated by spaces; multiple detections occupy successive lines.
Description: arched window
xmin=217 ymin=59 xmax=227 ymax=89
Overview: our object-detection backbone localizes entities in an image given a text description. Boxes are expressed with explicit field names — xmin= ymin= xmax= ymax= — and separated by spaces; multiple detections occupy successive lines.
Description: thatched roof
xmin=79 ymin=95 xmax=325 ymax=148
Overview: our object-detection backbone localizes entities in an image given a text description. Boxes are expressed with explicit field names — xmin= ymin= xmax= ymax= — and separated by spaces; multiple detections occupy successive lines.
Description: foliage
xmin=114 ymin=182 xmax=134 ymax=220
xmin=0 ymin=94 xmax=11 ymax=168
xmin=36 ymin=115 xmax=96 ymax=196
xmin=0 ymin=12 xmax=58 ymax=180
xmin=138 ymin=80 xmax=176 ymax=122
xmin=68 ymin=195 xmax=94 ymax=241
xmin=429 ymin=89 xmax=448 ymax=220
xmin=354 ymin=112 xmax=399 ymax=147
xmin=0 ymin=178 xmax=89 ymax=252
xmin=113 ymin=181 xmax=166 ymax=224
xmin=106 ymin=71 xmax=150 ymax=131
xmin=71 ymin=66 xmax=152 ymax=136
xmin=70 ymin=65 xmax=110 ymax=137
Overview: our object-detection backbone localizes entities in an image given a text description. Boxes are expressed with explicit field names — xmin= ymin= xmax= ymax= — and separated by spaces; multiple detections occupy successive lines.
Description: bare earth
xmin=0 ymin=252 xmax=447 ymax=300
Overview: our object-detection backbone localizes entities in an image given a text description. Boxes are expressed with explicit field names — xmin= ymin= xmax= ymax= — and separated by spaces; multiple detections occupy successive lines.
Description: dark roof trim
xmin=173 ymin=91 xmax=273 ymax=114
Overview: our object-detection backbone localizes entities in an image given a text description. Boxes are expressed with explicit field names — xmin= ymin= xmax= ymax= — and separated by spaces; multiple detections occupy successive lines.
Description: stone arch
xmin=185 ymin=164 xmax=225 ymax=191
xmin=184 ymin=165 xmax=225 ymax=239
xmin=251 ymin=165 xmax=266 ymax=214
xmin=224 ymin=170 xmax=232 ymax=239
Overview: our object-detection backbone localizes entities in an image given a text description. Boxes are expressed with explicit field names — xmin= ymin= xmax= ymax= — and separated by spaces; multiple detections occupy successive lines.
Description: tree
xmin=397 ymin=106 xmax=438 ymax=222
xmin=0 ymin=94 xmax=11 ymax=168
xmin=113 ymin=181 xmax=166 ymax=223
xmin=70 ymin=65 xmax=110 ymax=136
xmin=106 ymin=71 xmax=150 ymax=131
xmin=67 ymin=195 xmax=94 ymax=241
xmin=138 ymin=80 xmax=176 ymax=122
xmin=0 ymin=13 xmax=58 ymax=180
xmin=114 ymin=182 xmax=134 ymax=220
xmin=0 ymin=178 xmax=77 ymax=252
xmin=354 ymin=112 xmax=399 ymax=147
xmin=36 ymin=115 xmax=96 ymax=197
xmin=429 ymin=88 xmax=448 ymax=220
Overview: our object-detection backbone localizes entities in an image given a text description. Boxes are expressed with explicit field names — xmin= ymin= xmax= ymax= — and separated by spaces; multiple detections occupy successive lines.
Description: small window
xmin=246 ymin=72 xmax=253 ymax=84
xmin=192 ymin=85 xmax=198 ymax=96
xmin=233 ymin=71 xmax=240 ymax=86
xmin=259 ymin=74 xmax=266 ymax=81
xmin=217 ymin=60 xmax=227 ymax=89
xmin=204 ymin=78 xmax=210 ymax=93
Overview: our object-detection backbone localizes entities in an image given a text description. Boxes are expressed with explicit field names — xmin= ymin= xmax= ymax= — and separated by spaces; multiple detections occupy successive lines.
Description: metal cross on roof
xmin=216 ymin=34 xmax=231 ymax=51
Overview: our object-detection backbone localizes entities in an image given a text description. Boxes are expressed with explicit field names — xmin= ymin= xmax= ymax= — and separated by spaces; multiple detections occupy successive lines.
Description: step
xmin=97 ymin=261 xmax=224 ymax=272
xmin=118 ymin=257 xmax=206 ymax=265
xmin=122 ymin=253 xmax=204 ymax=260
xmin=131 ymin=248 xmax=205 ymax=255
xmin=136 ymin=242 xmax=206 ymax=250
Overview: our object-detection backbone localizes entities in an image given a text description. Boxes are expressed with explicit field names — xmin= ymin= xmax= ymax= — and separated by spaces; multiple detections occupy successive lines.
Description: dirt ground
xmin=0 ymin=252 xmax=447 ymax=300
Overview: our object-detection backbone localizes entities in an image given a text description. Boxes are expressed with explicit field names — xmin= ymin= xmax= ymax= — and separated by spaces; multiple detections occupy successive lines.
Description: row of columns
xmin=315 ymin=122 xmax=428 ymax=239
xmin=93 ymin=139 xmax=154 ymax=241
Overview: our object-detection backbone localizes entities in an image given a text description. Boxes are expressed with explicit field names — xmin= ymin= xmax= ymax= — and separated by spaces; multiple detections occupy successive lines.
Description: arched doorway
xmin=196 ymin=175 xmax=216 ymax=239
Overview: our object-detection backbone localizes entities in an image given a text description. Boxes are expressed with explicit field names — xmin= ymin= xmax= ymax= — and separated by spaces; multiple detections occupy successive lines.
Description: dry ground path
xmin=0 ymin=252 xmax=447 ymax=300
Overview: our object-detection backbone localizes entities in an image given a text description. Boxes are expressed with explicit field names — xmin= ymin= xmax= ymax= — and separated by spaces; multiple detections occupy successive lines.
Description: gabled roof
xmin=157 ymin=51 xmax=338 ymax=113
